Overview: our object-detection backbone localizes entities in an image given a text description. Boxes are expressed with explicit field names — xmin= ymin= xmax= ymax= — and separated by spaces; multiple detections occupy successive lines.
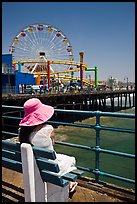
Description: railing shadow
xmin=2 ymin=180 xmax=25 ymax=202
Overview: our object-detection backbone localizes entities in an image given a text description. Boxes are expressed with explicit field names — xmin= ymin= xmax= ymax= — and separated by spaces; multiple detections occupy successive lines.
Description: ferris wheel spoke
xmin=15 ymin=50 xmax=30 ymax=59
xmin=17 ymin=39 xmax=36 ymax=56
xmin=50 ymin=38 xmax=67 ymax=51
xmin=50 ymin=48 xmax=68 ymax=56
xmin=20 ymin=34 xmax=35 ymax=49
xmin=48 ymin=33 xmax=63 ymax=48
xmin=15 ymin=44 xmax=36 ymax=58
xmin=35 ymin=30 xmax=42 ymax=49
xmin=47 ymin=27 xmax=56 ymax=43
xmin=24 ymin=32 xmax=36 ymax=47
xmin=48 ymin=34 xmax=57 ymax=48
xmin=33 ymin=29 xmax=40 ymax=46
xmin=50 ymin=41 xmax=67 ymax=52
xmin=46 ymin=30 xmax=55 ymax=46
xmin=45 ymin=29 xmax=54 ymax=48
xmin=39 ymin=29 xmax=45 ymax=48
xmin=26 ymin=32 xmax=38 ymax=49
xmin=42 ymin=29 xmax=51 ymax=51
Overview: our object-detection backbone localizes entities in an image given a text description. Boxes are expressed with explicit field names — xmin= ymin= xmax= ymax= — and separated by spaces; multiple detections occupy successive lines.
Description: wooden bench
xmin=2 ymin=140 xmax=84 ymax=202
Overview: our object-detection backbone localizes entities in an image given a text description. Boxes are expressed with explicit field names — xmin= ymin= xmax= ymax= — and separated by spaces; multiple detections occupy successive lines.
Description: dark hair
xmin=19 ymin=121 xmax=48 ymax=144
xmin=19 ymin=126 xmax=36 ymax=144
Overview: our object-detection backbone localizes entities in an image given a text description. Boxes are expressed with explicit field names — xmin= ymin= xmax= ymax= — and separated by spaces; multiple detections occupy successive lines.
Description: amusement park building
xmin=2 ymin=54 xmax=36 ymax=94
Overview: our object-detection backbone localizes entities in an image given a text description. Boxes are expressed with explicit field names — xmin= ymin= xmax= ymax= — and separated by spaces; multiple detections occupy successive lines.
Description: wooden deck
xmin=2 ymin=167 xmax=135 ymax=202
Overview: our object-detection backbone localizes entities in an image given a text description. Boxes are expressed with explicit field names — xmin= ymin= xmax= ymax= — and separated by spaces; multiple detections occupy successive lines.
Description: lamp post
xmin=110 ymin=76 xmax=113 ymax=91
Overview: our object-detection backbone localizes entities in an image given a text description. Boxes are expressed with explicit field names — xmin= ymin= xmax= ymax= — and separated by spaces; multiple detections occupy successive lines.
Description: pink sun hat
xmin=19 ymin=98 xmax=54 ymax=126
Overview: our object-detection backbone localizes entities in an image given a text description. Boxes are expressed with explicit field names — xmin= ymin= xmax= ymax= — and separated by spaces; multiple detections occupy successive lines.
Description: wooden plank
xmin=2 ymin=140 xmax=84 ymax=188
xmin=62 ymin=172 xmax=78 ymax=181
xmin=2 ymin=149 xmax=21 ymax=162
xmin=2 ymin=157 xmax=22 ymax=173
xmin=40 ymin=170 xmax=69 ymax=187
xmin=70 ymin=169 xmax=84 ymax=177
xmin=36 ymin=158 xmax=60 ymax=173
xmin=33 ymin=146 xmax=56 ymax=160
xmin=2 ymin=140 xmax=20 ymax=152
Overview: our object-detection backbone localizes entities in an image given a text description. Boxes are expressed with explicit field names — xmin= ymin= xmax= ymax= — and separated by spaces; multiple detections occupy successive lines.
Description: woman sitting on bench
xmin=18 ymin=98 xmax=78 ymax=193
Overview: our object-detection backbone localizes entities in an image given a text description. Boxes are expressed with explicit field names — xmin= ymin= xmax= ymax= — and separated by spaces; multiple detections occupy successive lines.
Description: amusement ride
xmin=9 ymin=23 xmax=98 ymax=90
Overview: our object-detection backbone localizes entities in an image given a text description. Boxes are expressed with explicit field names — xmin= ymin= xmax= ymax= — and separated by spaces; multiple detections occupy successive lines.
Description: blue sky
xmin=2 ymin=2 xmax=135 ymax=82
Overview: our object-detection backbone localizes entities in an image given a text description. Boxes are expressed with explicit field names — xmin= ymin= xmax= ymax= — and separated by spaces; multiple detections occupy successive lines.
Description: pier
xmin=2 ymin=89 xmax=135 ymax=111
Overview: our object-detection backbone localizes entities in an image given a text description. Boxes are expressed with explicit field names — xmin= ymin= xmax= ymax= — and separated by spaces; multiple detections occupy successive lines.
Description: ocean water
xmin=54 ymin=107 xmax=135 ymax=190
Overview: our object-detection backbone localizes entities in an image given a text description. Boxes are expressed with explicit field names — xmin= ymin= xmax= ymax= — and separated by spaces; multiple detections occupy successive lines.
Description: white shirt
xmin=29 ymin=124 xmax=54 ymax=151
xmin=29 ymin=124 xmax=77 ymax=175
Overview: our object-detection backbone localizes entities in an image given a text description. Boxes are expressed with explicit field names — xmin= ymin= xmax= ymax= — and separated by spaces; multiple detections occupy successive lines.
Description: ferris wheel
xmin=9 ymin=23 xmax=74 ymax=73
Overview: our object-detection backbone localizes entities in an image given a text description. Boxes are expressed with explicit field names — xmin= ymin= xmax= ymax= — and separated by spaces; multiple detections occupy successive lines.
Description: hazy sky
xmin=2 ymin=2 xmax=135 ymax=82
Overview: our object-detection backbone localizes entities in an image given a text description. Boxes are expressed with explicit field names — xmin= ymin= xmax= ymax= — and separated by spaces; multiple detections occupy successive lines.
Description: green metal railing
xmin=2 ymin=105 xmax=135 ymax=186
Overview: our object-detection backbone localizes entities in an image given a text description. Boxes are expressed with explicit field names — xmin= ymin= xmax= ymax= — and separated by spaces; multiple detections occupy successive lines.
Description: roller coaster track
xmin=13 ymin=60 xmax=88 ymax=69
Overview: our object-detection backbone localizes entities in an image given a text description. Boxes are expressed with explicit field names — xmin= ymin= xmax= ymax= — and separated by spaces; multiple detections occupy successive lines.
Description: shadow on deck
xmin=2 ymin=167 xmax=135 ymax=202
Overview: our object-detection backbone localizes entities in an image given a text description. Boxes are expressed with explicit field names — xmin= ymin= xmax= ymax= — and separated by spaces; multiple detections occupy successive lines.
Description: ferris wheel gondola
xmin=9 ymin=23 xmax=74 ymax=73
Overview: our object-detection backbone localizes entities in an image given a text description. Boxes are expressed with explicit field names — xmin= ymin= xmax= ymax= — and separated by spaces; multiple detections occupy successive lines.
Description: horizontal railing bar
xmin=55 ymin=141 xmax=135 ymax=158
xmin=2 ymin=131 xmax=18 ymax=136
xmin=2 ymin=116 xmax=22 ymax=120
xmin=2 ymin=105 xmax=23 ymax=110
xmin=3 ymin=110 xmax=22 ymax=115
xmin=49 ymin=121 xmax=95 ymax=129
xmin=76 ymin=166 xmax=135 ymax=184
xmin=2 ymin=135 xmax=134 ymax=159
xmin=2 ymin=105 xmax=135 ymax=119
xmin=2 ymin=116 xmax=135 ymax=134
xmin=55 ymin=141 xmax=94 ymax=151
xmin=100 ymin=125 xmax=135 ymax=133
xmin=99 ymin=148 xmax=135 ymax=158
xmin=99 ymin=171 xmax=135 ymax=184
xmin=99 ymin=111 xmax=135 ymax=119
xmin=49 ymin=121 xmax=134 ymax=134
xmin=76 ymin=165 xmax=95 ymax=173
xmin=49 ymin=121 xmax=135 ymax=134
xmin=55 ymin=109 xmax=135 ymax=119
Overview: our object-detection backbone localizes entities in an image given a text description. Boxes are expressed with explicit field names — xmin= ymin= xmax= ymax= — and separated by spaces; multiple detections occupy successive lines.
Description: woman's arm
xmin=50 ymin=129 xmax=55 ymax=145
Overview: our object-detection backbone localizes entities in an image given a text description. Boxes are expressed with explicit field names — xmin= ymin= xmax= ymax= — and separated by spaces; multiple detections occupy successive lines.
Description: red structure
xmin=47 ymin=61 xmax=50 ymax=90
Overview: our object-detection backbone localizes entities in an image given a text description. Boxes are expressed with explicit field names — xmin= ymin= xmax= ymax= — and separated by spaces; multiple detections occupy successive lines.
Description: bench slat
xmin=40 ymin=170 xmax=69 ymax=187
xmin=2 ymin=157 xmax=22 ymax=173
xmin=33 ymin=146 xmax=56 ymax=160
xmin=70 ymin=169 xmax=84 ymax=177
xmin=36 ymin=158 xmax=60 ymax=173
xmin=2 ymin=149 xmax=21 ymax=162
xmin=62 ymin=172 xmax=78 ymax=181
xmin=2 ymin=140 xmax=20 ymax=152
xmin=2 ymin=140 xmax=84 ymax=191
xmin=2 ymin=140 xmax=56 ymax=160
